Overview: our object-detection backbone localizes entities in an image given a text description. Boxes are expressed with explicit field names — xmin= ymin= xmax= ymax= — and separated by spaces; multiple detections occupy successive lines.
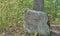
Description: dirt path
xmin=0 ymin=24 xmax=60 ymax=36
xmin=50 ymin=24 xmax=60 ymax=36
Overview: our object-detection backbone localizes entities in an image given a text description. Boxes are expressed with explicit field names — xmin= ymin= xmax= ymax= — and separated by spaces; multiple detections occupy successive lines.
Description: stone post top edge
xmin=24 ymin=8 xmax=48 ymax=15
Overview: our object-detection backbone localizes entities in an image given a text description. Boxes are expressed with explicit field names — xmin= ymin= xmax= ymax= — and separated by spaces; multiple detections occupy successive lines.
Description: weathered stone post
xmin=23 ymin=9 xmax=50 ymax=36
xmin=23 ymin=0 xmax=50 ymax=36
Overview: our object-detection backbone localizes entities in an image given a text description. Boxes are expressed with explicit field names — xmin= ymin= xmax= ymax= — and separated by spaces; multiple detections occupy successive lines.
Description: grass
xmin=0 ymin=0 xmax=60 ymax=32
xmin=0 ymin=0 xmax=33 ymax=31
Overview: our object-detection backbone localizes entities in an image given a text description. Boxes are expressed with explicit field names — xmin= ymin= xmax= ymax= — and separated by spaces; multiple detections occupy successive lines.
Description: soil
xmin=50 ymin=24 xmax=60 ymax=36
xmin=0 ymin=24 xmax=60 ymax=36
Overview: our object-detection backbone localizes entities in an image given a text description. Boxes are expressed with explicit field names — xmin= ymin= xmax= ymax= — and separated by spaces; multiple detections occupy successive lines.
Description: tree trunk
xmin=33 ymin=0 xmax=44 ymax=11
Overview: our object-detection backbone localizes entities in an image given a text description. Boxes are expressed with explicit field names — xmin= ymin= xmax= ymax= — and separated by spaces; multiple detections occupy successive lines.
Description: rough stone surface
xmin=23 ymin=9 xmax=50 ymax=36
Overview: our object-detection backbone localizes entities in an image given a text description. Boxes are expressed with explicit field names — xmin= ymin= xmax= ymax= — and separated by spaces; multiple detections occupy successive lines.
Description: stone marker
xmin=23 ymin=9 xmax=50 ymax=36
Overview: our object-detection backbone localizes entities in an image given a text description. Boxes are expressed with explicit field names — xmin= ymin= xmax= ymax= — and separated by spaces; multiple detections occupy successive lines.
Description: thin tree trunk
xmin=33 ymin=0 xmax=44 ymax=11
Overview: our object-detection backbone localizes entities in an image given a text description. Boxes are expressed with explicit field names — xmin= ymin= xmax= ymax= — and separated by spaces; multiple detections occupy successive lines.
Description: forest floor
xmin=50 ymin=24 xmax=60 ymax=36
xmin=0 ymin=24 xmax=60 ymax=36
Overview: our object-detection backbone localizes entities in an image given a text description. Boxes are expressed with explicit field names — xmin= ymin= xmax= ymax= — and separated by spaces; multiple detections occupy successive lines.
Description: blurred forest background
xmin=0 ymin=0 xmax=60 ymax=33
